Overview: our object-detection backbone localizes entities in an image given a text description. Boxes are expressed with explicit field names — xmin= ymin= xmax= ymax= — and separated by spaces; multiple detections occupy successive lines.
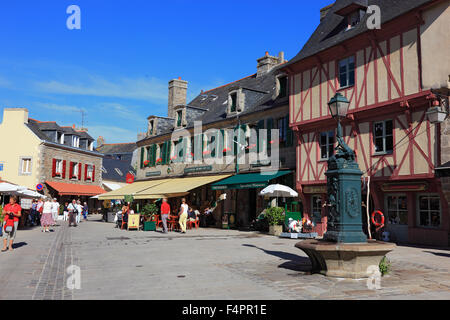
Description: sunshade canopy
xmin=211 ymin=171 xmax=292 ymax=190
xmin=46 ymin=181 xmax=106 ymax=197
xmin=259 ymin=184 xmax=298 ymax=198
xmin=98 ymin=174 xmax=230 ymax=200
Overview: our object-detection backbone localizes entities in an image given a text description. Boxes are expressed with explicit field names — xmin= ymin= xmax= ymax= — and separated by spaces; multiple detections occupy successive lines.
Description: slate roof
xmin=139 ymin=65 xmax=287 ymax=141
xmin=102 ymin=158 xmax=136 ymax=183
xmin=96 ymin=143 xmax=137 ymax=155
xmin=26 ymin=119 xmax=98 ymax=154
xmin=284 ymin=0 xmax=433 ymax=67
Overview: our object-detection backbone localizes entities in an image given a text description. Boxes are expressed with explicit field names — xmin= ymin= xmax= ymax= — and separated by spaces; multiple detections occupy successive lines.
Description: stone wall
xmin=39 ymin=144 xmax=103 ymax=196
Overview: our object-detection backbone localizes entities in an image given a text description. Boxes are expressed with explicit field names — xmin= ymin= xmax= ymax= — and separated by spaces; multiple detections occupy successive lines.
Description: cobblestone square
xmin=0 ymin=215 xmax=449 ymax=300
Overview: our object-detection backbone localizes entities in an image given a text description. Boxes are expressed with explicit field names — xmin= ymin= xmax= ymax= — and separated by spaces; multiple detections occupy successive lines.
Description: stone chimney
xmin=168 ymin=77 xmax=188 ymax=119
xmin=257 ymin=51 xmax=285 ymax=78
xmin=320 ymin=3 xmax=334 ymax=21
xmin=2 ymin=108 xmax=29 ymax=125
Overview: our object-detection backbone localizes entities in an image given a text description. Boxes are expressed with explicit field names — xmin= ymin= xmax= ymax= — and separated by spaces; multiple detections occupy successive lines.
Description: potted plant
xmin=141 ymin=203 xmax=159 ymax=231
xmin=265 ymin=207 xmax=285 ymax=236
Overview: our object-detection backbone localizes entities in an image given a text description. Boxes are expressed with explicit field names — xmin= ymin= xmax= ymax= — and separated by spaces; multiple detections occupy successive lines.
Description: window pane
xmin=419 ymin=197 xmax=429 ymax=210
xmin=321 ymin=146 xmax=328 ymax=159
xmin=399 ymin=197 xmax=407 ymax=210
xmin=399 ymin=211 xmax=408 ymax=225
xmin=328 ymin=132 xmax=335 ymax=145
xmin=339 ymin=73 xmax=347 ymax=87
xmin=419 ymin=211 xmax=429 ymax=226
xmin=430 ymin=197 xmax=440 ymax=211
xmin=328 ymin=144 xmax=334 ymax=158
xmin=385 ymin=120 xmax=393 ymax=135
xmin=320 ymin=133 xmax=327 ymax=146
xmin=374 ymin=122 xmax=383 ymax=137
xmin=375 ymin=138 xmax=384 ymax=152
xmin=430 ymin=211 xmax=440 ymax=227
xmin=386 ymin=136 xmax=393 ymax=152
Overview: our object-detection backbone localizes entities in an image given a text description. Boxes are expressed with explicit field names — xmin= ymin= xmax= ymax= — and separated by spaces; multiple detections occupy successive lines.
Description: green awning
xmin=211 ymin=171 xmax=292 ymax=190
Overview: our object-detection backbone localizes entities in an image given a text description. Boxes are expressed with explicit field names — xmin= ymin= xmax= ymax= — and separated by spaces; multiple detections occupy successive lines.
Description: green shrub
xmin=265 ymin=207 xmax=285 ymax=226
xmin=141 ymin=203 xmax=159 ymax=221
xmin=379 ymin=256 xmax=391 ymax=276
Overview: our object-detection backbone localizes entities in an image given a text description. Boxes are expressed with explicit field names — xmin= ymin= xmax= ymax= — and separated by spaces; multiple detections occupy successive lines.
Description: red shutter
xmin=69 ymin=162 xmax=74 ymax=179
xmin=92 ymin=165 xmax=96 ymax=182
xmin=84 ymin=164 xmax=88 ymax=181
xmin=52 ymin=159 xmax=56 ymax=177
xmin=78 ymin=163 xmax=82 ymax=180
xmin=62 ymin=160 xmax=67 ymax=179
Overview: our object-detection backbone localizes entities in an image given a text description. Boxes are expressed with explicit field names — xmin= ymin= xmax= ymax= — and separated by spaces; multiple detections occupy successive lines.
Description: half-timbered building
xmin=283 ymin=0 xmax=450 ymax=246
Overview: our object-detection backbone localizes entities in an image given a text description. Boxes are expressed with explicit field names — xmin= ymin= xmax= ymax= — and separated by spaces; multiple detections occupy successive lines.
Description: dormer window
xmin=276 ymin=76 xmax=288 ymax=98
xmin=346 ymin=10 xmax=363 ymax=30
xmin=228 ymin=89 xmax=244 ymax=114
xmin=230 ymin=92 xmax=237 ymax=113
xmin=148 ymin=120 xmax=155 ymax=135
xmin=176 ymin=110 xmax=183 ymax=127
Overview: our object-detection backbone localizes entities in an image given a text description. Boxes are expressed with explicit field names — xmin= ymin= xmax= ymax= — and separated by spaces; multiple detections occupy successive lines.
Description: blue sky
xmin=0 ymin=0 xmax=331 ymax=144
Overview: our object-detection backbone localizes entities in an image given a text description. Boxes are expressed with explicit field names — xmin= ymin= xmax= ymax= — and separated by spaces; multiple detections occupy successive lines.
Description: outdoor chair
xmin=188 ymin=219 xmax=199 ymax=230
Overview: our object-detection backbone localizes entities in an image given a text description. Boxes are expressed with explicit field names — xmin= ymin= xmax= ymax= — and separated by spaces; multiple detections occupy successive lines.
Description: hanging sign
xmin=126 ymin=173 xmax=135 ymax=184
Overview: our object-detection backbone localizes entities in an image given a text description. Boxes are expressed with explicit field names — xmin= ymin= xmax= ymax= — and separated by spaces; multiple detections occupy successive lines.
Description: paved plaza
xmin=0 ymin=215 xmax=449 ymax=300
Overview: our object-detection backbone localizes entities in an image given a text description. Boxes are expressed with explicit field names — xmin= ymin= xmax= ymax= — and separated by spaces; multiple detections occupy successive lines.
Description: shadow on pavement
xmin=12 ymin=242 xmax=28 ymax=249
xmin=242 ymin=244 xmax=311 ymax=272
xmin=424 ymin=251 xmax=450 ymax=258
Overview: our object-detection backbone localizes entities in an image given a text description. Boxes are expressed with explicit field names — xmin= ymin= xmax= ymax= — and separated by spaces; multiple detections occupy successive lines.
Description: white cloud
xmin=34 ymin=75 xmax=168 ymax=103
xmin=88 ymin=125 xmax=139 ymax=144
xmin=34 ymin=102 xmax=86 ymax=114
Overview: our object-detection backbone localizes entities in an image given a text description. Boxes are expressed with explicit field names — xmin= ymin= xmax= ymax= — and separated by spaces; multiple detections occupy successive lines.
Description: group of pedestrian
xmin=1 ymin=196 xmax=90 ymax=252
xmin=160 ymin=198 xmax=199 ymax=234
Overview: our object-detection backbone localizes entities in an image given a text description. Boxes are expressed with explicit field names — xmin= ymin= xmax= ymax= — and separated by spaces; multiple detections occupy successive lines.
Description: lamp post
xmin=324 ymin=93 xmax=367 ymax=243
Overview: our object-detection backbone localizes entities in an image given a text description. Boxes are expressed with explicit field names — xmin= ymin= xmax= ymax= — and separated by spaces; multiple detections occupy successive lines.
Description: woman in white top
xmin=41 ymin=199 xmax=55 ymax=232
xmin=76 ymin=200 xmax=83 ymax=224
xmin=178 ymin=198 xmax=189 ymax=234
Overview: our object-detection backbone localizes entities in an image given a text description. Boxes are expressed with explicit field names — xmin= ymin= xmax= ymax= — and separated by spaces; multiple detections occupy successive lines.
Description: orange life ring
xmin=371 ymin=211 xmax=385 ymax=228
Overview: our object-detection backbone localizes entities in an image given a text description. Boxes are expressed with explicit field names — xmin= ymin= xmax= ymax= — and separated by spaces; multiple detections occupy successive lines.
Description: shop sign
xmin=303 ymin=186 xmax=327 ymax=194
xmin=381 ymin=182 xmax=428 ymax=192
xmin=212 ymin=182 xmax=268 ymax=190
xmin=146 ymin=171 xmax=161 ymax=177
xmin=184 ymin=166 xmax=213 ymax=174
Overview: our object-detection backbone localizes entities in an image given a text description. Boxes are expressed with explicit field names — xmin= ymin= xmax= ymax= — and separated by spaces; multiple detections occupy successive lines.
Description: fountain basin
xmin=295 ymin=239 xmax=396 ymax=279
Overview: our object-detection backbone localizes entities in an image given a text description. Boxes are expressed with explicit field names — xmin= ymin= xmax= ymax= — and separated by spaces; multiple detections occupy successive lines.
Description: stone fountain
xmin=295 ymin=93 xmax=395 ymax=279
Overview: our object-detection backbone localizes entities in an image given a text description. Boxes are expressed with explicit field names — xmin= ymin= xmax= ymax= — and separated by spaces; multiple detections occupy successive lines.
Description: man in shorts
xmin=2 ymin=196 xmax=22 ymax=252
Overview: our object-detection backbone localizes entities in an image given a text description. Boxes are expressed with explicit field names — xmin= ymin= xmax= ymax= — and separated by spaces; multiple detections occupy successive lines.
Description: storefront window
xmin=311 ymin=195 xmax=322 ymax=222
xmin=418 ymin=195 xmax=441 ymax=228
xmin=385 ymin=195 xmax=408 ymax=225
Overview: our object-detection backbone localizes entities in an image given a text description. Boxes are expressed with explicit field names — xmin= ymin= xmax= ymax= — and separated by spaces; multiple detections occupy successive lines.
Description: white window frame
xmin=71 ymin=162 xmax=79 ymax=179
xmin=416 ymin=194 xmax=441 ymax=228
xmin=55 ymin=159 xmax=63 ymax=177
xmin=319 ymin=131 xmax=335 ymax=160
xmin=86 ymin=164 xmax=94 ymax=180
xmin=384 ymin=194 xmax=408 ymax=226
xmin=20 ymin=157 xmax=32 ymax=175
xmin=338 ymin=56 xmax=355 ymax=89
xmin=373 ymin=120 xmax=393 ymax=155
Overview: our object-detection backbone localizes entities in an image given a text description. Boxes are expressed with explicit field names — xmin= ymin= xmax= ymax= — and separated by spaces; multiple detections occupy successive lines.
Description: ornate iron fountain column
xmin=324 ymin=99 xmax=367 ymax=243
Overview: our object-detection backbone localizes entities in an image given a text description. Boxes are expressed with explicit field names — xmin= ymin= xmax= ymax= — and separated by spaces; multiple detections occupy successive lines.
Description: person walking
xmin=1 ymin=196 xmax=22 ymax=252
xmin=63 ymin=202 xmax=69 ymax=221
xmin=51 ymin=198 xmax=60 ymax=226
xmin=67 ymin=199 xmax=78 ymax=227
xmin=76 ymin=200 xmax=83 ymax=224
xmin=30 ymin=199 xmax=37 ymax=226
xmin=82 ymin=202 xmax=88 ymax=221
xmin=36 ymin=199 xmax=44 ymax=226
xmin=178 ymin=198 xmax=188 ymax=234
xmin=161 ymin=198 xmax=170 ymax=234
xmin=41 ymin=198 xmax=54 ymax=233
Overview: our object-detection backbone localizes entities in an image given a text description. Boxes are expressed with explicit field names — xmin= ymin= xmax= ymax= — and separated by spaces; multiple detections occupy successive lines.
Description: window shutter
xmin=52 ymin=159 xmax=57 ymax=177
xmin=257 ymin=120 xmax=264 ymax=153
xmin=78 ymin=163 xmax=82 ymax=180
xmin=267 ymin=118 xmax=273 ymax=152
xmin=140 ymin=147 xmax=145 ymax=169
xmin=92 ymin=165 xmax=96 ymax=182
xmin=152 ymin=145 xmax=157 ymax=166
xmin=84 ymin=164 xmax=88 ymax=181
xmin=62 ymin=160 xmax=66 ymax=179
xmin=217 ymin=130 xmax=224 ymax=158
xmin=69 ymin=162 xmax=74 ymax=179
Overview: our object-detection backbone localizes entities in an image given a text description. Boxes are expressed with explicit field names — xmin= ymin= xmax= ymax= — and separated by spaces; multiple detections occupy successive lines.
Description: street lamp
xmin=328 ymin=92 xmax=350 ymax=119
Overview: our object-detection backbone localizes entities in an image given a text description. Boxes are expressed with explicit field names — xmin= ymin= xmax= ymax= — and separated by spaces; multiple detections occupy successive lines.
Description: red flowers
xmin=143 ymin=160 xmax=150 ymax=167
xmin=156 ymin=158 xmax=163 ymax=164
xmin=223 ymin=147 xmax=231 ymax=153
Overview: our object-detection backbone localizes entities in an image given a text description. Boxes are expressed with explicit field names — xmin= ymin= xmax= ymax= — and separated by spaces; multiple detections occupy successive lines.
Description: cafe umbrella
xmin=259 ymin=184 xmax=298 ymax=206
